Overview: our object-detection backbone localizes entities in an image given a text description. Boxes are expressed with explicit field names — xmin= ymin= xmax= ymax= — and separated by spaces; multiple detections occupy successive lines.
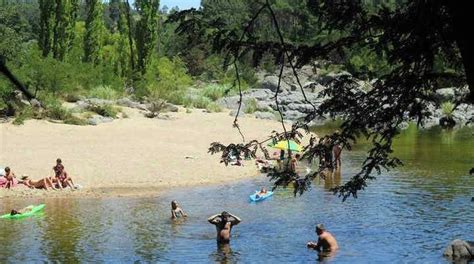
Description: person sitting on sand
xmin=21 ymin=176 xmax=56 ymax=191
xmin=171 ymin=200 xmax=187 ymax=219
xmin=10 ymin=205 xmax=34 ymax=216
xmin=208 ymin=211 xmax=241 ymax=244
xmin=3 ymin=167 xmax=16 ymax=189
xmin=255 ymin=187 xmax=268 ymax=198
xmin=307 ymin=224 xmax=339 ymax=254
xmin=53 ymin=158 xmax=75 ymax=190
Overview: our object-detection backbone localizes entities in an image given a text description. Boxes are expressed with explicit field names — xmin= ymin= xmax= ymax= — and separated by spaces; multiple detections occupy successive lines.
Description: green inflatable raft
xmin=1 ymin=204 xmax=45 ymax=219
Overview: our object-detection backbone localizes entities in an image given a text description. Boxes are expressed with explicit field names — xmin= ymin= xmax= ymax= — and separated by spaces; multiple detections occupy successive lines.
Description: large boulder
xmin=261 ymin=75 xmax=291 ymax=92
xmin=435 ymin=88 xmax=456 ymax=102
xmin=87 ymin=115 xmax=114 ymax=126
xmin=116 ymin=98 xmax=147 ymax=110
xmin=317 ymin=71 xmax=353 ymax=86
xmin=443 ymin=239 xmax=474 ymax=260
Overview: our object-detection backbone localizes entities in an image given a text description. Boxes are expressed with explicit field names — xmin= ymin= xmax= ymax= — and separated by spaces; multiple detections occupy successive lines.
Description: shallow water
xmin=0 ymin=126 xmax=473 ymax=263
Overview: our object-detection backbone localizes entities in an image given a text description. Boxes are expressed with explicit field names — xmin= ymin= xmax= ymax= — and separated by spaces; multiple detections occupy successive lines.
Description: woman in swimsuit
xmin=53 ymin=158 xmax=75 ymax=190
xmin=22 ymin=176 xmax=56 ymax=191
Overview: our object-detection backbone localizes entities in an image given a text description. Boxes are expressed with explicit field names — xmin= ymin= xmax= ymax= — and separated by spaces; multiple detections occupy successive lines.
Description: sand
xmin=0 ymin=107 xmax=284 ymax=198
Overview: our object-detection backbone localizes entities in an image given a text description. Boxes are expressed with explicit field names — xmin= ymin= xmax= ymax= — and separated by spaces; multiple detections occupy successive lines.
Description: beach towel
xmin=0 ymin=167 xmax=4 ymax=176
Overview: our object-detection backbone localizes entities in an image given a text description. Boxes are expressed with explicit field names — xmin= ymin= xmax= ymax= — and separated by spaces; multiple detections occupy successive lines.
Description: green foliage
xmin=87 ymin=104 xmax=120 ymax=118
xmin=244 ymin=98 xmax=258 ymax=114
xmin=441 ymin=101 xmax=455 ymax=118
xmin=12 ymin=106 xmax=34 ymax=125
xmin=87 ymin=85 xmax=121 ymax=100
xmin=84 ymin=0 xmax=104 ymax=64
xmin=206 ymin=102 xmax=222 ymax=113
xmin=134 ymin=0 xmax=160 ymax=73
xmin=347 ymin=46 xmax=393 ymax=80
xmin=188 ymin=95 xmax=212 ymax=109
xmin=140 ymin=56 xmax=192 ymax=103
xmin=201 ymin=84 xmax=230 ymax=101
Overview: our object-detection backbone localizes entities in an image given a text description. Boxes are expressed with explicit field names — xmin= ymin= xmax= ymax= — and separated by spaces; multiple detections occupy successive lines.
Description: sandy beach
xmin=0 ymin=107 xmax=283 ymax=198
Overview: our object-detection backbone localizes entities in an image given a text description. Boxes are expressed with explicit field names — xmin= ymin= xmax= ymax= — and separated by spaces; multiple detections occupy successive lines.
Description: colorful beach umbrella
xmin=268 ymin=140 xmax=303 ymax=152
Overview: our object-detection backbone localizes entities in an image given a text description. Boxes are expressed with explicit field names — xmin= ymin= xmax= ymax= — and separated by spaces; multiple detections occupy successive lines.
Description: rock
xmin=87 ymin=115 xmax=113 ymax=126
xmin=163 ymin=103 xmax=179 ymax=112
xmin=435 ymin=88 xmax=456 ymax=102
xmin=254 ymin=111 xmax=275 ymax=120
xmin=218 ymin=96 xmax=243 ymax=110
xmin=116 ymin=98 xmax=147 ymax=110
xmin=443 ymin=239 xmax=474 ymax=260
xmin=317 ymin=71 xmax=352 ymax=86
xmin=229 ymin=109 xmax=245 ymax=117
xmin=261 ymin=75 xmax=291 ymax=92
xmin=303 ymin=82 xmax=326 ymax=94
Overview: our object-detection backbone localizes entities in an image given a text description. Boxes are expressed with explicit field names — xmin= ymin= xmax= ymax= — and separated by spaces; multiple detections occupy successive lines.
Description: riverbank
xmin=0 ymin=107 xmax=283 ymax=198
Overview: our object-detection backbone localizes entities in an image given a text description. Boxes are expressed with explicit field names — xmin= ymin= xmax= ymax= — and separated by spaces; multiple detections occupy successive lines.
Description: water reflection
xmin=210 ymin=243 xmax=240 ymax=264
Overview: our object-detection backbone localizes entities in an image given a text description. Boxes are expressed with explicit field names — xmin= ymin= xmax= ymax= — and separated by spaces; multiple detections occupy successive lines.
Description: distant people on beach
xmin=307 ymin=224 xmax=339 ymax=255
xmin=21 ymin=176 xmax=56 ymax=191
xmin=171 ymin=200 xmax=187 ymax=219
xmin=53 ymin=158 xmax=75 ymax=190
xmin=208 ymin=211 xmax=241 ymax=243
xmin=290 ymin=154 xmax=301 ymax=173
xmin=2 ymin=167 xmax=16 ymax=189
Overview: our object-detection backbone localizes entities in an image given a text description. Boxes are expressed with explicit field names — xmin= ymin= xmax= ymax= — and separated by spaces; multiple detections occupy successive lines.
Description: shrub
xmin=206 ymin=102 xmax=223 ymax=113
xmin=244 ymin=98 xmax=258 ymax=114
xmin=191 ymin=95 xmax=212 ymax=109
xmin=88 ymin=85 xmax=121 ymax=100
xmin=201 ymin=84 xmax=230 ymax=101
xmin=87 ymin=104 xmax=120 ymax=118
xmin=12 ymin=106 xmax=34 ymax=125
xmin=441 ymin=101 xmax=455 ymax=117
xmin=141 ymin=56 xmax=192 ymax=103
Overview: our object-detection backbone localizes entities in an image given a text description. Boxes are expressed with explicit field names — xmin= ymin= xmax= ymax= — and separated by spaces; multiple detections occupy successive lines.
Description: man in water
xmin=208 ymin=211 xmax=241 ymax=243
xmin=170 ymin=200 xmax=187 ymax=219
xmin=307 ymin=224 xmax=339 ymax=254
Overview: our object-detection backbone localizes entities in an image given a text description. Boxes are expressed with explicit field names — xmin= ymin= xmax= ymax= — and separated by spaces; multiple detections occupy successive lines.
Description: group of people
xmin=169 ymin=200 xmax=339 ymax=256
xmin=0 ymin=158 xmax=76 ymax=190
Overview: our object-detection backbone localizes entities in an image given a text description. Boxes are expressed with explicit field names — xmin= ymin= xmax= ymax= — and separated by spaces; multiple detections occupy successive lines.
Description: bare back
xmin=318 ymin=231 xmax=339 ymax=252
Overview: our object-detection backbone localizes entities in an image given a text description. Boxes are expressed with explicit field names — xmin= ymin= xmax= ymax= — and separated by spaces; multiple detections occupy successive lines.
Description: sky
xmin=161 ymin=0 xmax=201 ymax=10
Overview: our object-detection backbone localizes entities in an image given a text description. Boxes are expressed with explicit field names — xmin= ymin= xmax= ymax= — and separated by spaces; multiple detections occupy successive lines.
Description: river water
xmin=0 ymin=125 xmax=473 ymax=263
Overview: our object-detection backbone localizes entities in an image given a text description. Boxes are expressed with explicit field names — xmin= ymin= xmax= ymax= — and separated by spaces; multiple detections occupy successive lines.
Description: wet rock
xmin=443 ymin=239 xmax=474 ymax=260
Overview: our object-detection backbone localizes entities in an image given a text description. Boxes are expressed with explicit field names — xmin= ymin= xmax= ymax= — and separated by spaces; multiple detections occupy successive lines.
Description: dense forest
xmin=2 ymin=0 xmax=459 ymax=123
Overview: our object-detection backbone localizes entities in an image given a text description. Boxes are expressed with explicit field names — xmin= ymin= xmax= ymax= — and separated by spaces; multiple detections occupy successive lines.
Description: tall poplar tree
xmin=38 ymin=0 xmax=55 ymax=57
xmin=84 ymin=0 xmax=103 ymax=64
xmin=135 ymin=0 xmax=159 ymax=74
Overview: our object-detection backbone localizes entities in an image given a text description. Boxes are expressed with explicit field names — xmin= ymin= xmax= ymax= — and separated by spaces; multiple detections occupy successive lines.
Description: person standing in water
xmin=171 ymin=200 xmax=187 ymax=219
xmin=208 ymin=211 xmax=241 ymax=243
xmin=307 ymin=224 xmax=339 ymax=254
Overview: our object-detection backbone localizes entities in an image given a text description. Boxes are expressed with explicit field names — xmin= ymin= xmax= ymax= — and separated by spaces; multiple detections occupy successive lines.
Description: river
xmin=0 ymin=125 xmax=473 ymax=263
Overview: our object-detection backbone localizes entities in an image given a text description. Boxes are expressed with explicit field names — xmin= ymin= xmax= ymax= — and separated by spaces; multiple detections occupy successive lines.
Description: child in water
xmin=171 ymin=200 xmax=187 ymax=219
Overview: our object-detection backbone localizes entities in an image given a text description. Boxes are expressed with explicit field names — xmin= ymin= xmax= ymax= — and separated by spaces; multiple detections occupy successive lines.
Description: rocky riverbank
xmin=219 ymin=65 xmax=474 ymax=129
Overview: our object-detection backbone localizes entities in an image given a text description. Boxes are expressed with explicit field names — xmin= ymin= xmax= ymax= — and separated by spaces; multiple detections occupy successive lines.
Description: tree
xmin=171 ymin=0 xmax=473 ymax=200
xmin=39 ymin=0 xmax=55 ymax=57
xmin=134 ymin=0 xmax=160 ymax=74
xmin=84 ymin=0 xmax=103 ymax=64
